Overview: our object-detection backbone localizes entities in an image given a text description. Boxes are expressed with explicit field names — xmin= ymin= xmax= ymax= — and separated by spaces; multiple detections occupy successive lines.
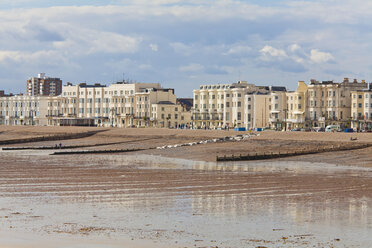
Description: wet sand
xmin=0 ymin=127 xmax=372 ymax=247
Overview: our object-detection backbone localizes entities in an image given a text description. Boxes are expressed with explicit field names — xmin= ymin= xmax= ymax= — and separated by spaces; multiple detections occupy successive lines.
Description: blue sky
xmin=0 ymin=0 xmax=371 ymax=97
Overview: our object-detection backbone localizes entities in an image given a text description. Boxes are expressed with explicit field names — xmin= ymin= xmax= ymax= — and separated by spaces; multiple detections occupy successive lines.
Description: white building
xmin=192 ymin=81 xmax=286 ymax=129
xmin=0 ymin=95 xmax=50 ymax=125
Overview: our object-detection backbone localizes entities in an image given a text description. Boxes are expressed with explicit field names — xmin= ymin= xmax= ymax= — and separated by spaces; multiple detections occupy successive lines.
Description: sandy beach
xmin=0 ymin=126 xmax=372 ymax=247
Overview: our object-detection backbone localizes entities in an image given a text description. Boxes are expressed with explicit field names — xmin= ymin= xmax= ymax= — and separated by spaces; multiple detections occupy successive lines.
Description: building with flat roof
xmin=27 ymin=73 xmax=62 ymax=96
xmin=350 ymin=83 xmax=372 ymax=131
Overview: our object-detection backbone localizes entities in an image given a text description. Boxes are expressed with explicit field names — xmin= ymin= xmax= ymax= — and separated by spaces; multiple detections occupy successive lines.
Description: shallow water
xmin=1 ymin=150 xmax=372 ymax=247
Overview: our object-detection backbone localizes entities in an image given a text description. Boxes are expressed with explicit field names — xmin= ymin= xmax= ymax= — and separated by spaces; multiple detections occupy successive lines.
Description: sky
xmin=0 ymin=0 xmax=371 ymax=97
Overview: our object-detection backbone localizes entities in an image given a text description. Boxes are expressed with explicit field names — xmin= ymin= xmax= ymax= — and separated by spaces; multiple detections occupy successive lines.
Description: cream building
xmin=285 ymin=81 xmax=308 ymax=130
xmin=192 ymin=81 xmax=286 ymax=129
xmin=0 ymin=95 xmax=50 ymax=125
xmin=151 ymin=102 xmax=192 ymax=128
xmin=351 ymin=85 xmax=372 ymax=131
xmin=244 ymin=93 xmax=271 ymax=129
xmin=307 ymin=78 xmax=368 ymax=128
xmin=268 ymin=90 xmax=287 ymax=130
xmin=55 ymin=81 xmax=177 ymax=127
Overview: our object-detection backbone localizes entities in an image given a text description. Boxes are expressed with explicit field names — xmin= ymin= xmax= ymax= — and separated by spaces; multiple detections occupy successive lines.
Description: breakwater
xmin=0 ymin=130 xmax=104 ymax=145
xmin=51 ymin=148 xmax=144 ymax=155
xmin=216 ymin=143 xmax=372 ymax=162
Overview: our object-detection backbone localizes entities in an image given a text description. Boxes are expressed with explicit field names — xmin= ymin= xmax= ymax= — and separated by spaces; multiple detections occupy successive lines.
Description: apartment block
xmin=27 ymin=73 xmax=62 ymax=96
xmin=285 ymin=81 xmax=308 ymax=130
xmin=151 ymin=102 xmax=192 ymax=128
xmin=0 ymin=95 xmax=50 ymax=125
xmin=192 ymin=81 xmax=286 ymax=129
xmin=307 ymin=78 xmax=368 ymax=128
xmin=48 ymin=81 xmax=178 ymax=127
xmin=245 ymin=93 xmax=271 ymax=129
xmin=351 ymin=84 xmax=372 ymax=130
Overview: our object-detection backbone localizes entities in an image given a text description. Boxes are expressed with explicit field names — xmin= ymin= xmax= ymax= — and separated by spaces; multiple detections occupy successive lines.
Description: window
xmin=359 ymin=95 xmax=362 ymax=99
xmin=275 ymin=96 xmax=278 ymax=100
xmin=225 ymin=112 xmax=229 ymax=121
xmin=226 ymin=94 xmax=230 ymax=97
xmin=298 ymin=104 xmax=301 ymax=109
xmin=237 ymin=93 xmax=241 ymax=98
xmin=226 ymin=102 xmax=230 ymax=107
xmin=359 ymin=103 xmax=362 ymax=108
xmin=248 ymin=105 xmax=251 ymax=110
xmin=237 ymin=102 xmax=241 ymax=107
xmin=237 ymin=112 xmax=241 ymax=120
xmin=195 ymin=95 xmax=198 ymax=100
xmin=175 ymin=114 xmax=178 ymax=119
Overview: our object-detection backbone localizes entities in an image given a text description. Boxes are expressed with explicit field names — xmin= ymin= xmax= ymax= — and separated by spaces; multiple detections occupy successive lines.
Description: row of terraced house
xmin=0 ymin=74 xmax=192 ymax=128
xmin=192 ymin=78 xmax=372 ymax=131
xmin=0 ymin=74 xmax=371 ymax=131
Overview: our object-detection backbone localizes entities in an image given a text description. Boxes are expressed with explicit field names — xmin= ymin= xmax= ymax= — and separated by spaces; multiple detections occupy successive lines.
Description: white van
xmin=325 ymin=125 xmax=340 ymax=132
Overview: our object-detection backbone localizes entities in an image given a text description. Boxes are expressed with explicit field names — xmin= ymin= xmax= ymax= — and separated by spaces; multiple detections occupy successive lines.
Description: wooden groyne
xmin=51 ymin=148 xmax=144 ymax=155
xmin=216 ymin=143 xmax=372 ymax=162
xmin=0 ymin=130 xmax=105 ymax=145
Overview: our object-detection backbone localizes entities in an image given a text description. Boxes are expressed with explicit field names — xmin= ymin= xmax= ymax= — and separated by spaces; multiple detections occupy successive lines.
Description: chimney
xmin=353 ymin=79 xmax=358 ymax=83
xmin=362 ymin=80 xmax=366 ymax=83
xmin=343 ymin=77 xmax=349 ymax=83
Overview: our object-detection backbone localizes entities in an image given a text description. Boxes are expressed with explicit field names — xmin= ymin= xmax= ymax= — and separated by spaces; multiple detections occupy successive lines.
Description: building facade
xmin=351 ymin=84 xmax=372 ymax=131
xmin=151 ymin=102 xmax=192 ymax=128
xmin=27 ymin=73 xmax=62 ymax=96
xmin=0 ymin=95 xmax=50 ymax=125
xmin=192 ymin=81 xmax=282 ymax=129
xmin=49 ymin=81 xmax=179 ymax=127
xmin=307 ymin=78 xmax=368 ymax=128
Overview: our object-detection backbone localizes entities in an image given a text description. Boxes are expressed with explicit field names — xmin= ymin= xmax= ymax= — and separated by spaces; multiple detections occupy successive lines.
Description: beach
xmin=0 ymin=126 xmax=372 ymax=247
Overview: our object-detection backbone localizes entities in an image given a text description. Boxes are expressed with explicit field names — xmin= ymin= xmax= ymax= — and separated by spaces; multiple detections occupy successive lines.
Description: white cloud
xmin=0 ymin=50 xmax=66 ymax=65
xmin=260 ymin=45 xmax=287 ymax=59
xmin=310 ymin=49 xmax=334 ymax=63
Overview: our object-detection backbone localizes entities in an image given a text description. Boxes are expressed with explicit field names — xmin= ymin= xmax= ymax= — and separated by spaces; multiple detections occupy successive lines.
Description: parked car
xmin=291 ymin=128 xmax=301 ymax=131
xmin=325 ymin=125 xmax=341 ymax=132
